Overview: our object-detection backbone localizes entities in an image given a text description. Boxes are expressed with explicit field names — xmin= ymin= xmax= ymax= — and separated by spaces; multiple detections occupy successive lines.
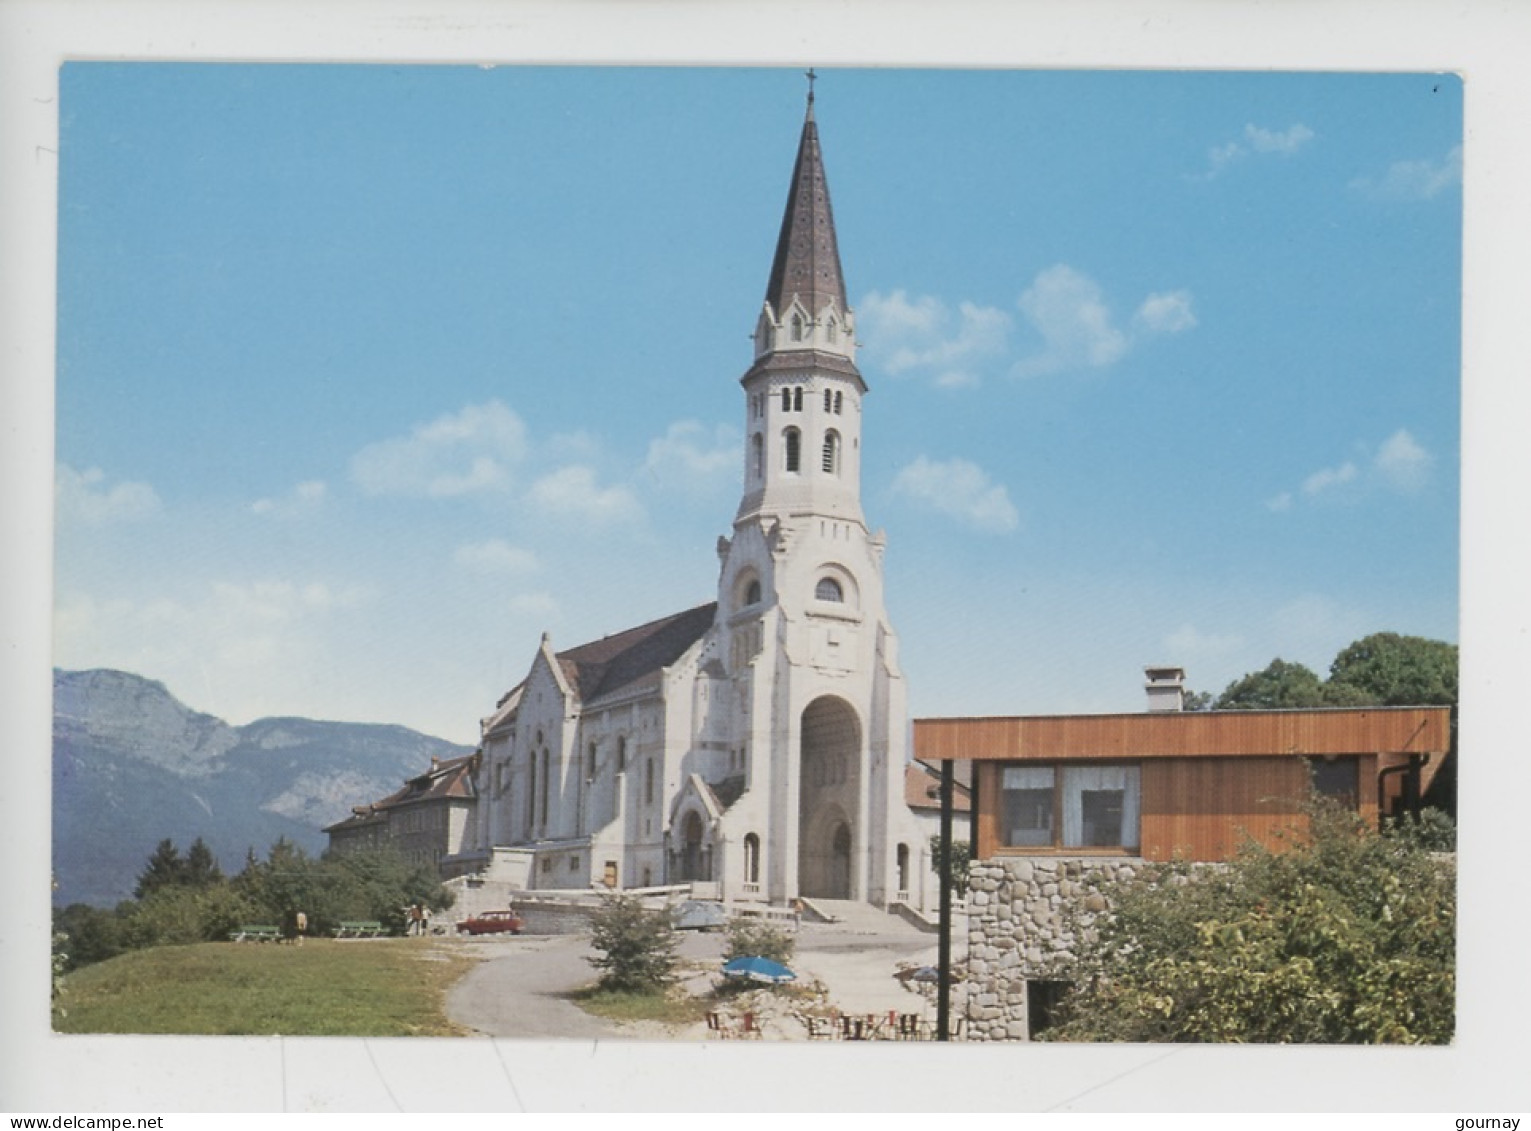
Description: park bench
xmin=333 ymin=920 xmax=388 ymax=939
xmin=229 ymin=924 xmax=281 ymax=943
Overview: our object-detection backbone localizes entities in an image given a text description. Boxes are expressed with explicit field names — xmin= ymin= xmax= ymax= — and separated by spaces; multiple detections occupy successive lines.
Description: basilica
xmin=336 ymin=90 xmax=934 ymax=914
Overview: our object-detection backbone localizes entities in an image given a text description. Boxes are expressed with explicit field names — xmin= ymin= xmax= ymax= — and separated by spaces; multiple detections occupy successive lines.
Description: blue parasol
xmin=721 ymin=955 xmax=796 ymax=984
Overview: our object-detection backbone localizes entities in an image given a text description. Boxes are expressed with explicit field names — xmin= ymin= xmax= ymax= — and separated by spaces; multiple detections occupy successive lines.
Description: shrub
xmin=586 ymin=894 xmax=679 ymax=994
xmin=723 ymin=917 xmax=795 ymax=965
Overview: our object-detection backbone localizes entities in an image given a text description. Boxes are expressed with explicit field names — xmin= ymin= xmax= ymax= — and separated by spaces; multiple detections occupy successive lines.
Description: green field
xmin=54 ymin=938 xmax=475 ymax=1036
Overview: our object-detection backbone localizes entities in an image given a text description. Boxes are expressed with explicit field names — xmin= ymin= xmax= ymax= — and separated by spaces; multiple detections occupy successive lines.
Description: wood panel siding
xmin=938 ymin=708 xmax=1441 ymax=862
xmin=915 ymin=707 xmax=1448 ymax=764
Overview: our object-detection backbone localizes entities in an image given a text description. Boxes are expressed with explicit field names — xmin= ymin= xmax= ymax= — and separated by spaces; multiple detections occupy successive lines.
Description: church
xmin=428 ymin=89 xmax=932 ymax=913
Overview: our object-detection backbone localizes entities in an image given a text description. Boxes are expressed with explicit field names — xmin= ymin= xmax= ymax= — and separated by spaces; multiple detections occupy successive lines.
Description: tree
xmin=1040 ymin=802 xmax=1455 ymax=1044
xmin=134 ymin=839 xmax=186 ymax=899
xmin=182 ymin=838 xmax=225 ymax=888
xmin=723 ymin=917 xmax=795 ymax=965
xmin=1214 ymin=659 xmax=1330 ymax=710
xmin=929 ymin=836 xmax=972 ymax=897
xmin=1327 ymin=632 xmax=1458 ymax=707
xmin=586 ymin=894 xmax=680 ymax=994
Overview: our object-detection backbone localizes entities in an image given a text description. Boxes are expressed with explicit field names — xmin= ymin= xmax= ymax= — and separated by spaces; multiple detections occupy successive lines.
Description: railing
xmin=741 ymin=882 xmax=761 ymax=895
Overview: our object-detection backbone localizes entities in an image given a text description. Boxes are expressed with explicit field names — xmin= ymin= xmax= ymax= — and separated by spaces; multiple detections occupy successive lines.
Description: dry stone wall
xmin=965 ymin=857 xmax=1143 ymax=1042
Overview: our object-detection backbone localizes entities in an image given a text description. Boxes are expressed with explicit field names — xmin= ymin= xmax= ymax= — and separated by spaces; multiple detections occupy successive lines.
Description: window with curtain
xmin=999 ymin=763 xmax=1141 ymax=851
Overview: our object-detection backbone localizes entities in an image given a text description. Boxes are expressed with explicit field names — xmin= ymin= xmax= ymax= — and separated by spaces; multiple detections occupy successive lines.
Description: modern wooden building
xmin=914 ymin=705 xmax=1451 ymax=863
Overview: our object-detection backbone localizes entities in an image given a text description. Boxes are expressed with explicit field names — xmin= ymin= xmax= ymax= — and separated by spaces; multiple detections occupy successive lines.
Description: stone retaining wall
xmin=964 ymin=857 xmax=1143 ymax=1042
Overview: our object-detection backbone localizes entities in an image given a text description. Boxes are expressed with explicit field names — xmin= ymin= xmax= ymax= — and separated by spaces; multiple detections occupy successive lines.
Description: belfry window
xmin=824 ymin=389 xmax=833 ymax=413
xmin=781 ymin=388 xmax=792 ymax=412
xmin=751 ymin=433 xmax=763 ymax=478
xmin=834 ymin=391 xmax=843 ymax=414
xmin=784 ymin=428 xmax=801 ymax=473
xmin=822 ymin=430 xmax=841 ymax=475
xmin=793 ymin=386 xmax=803 ymax=412
xmin=745 ymin=579 xmax=762 ymax=606
xmin=815 ymin=577 xmax=844 ymax=603
xmin=791 ymin=314 xmax=804 ymax=341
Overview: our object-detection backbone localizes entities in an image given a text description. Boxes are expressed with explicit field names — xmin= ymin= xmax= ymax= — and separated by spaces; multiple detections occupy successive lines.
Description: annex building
xmin=341 ymin=91 xmax=935 ymax=914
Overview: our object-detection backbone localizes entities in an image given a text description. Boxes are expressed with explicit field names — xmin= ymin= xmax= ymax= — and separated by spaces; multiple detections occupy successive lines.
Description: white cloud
xmin=529 ymin=465 xmax=642 ymax=524
xmin=252 ymin=479 xmax=326 ymax=518
xmin=890 ymin=456 xmax=1019 ymax=533
xmin=1302 ymin=461 xmax=1359 ymax=498
xmin=1271 ymin=429 xmax=1435 ymax=511
xmin=1374 ymin=428 xmax=1434 ymax=493
xmin=453 ymin=539 xmax=539 ymax=575
xmin=858 ymin=289 xmax=1010 ymax=388
xmin=1134 ymin=291 xmax=1198 ymax=335
xmin=349 ymin=400 xmax=527 ymax=498
xmin=1351 ymin=145 xmax=1462 ymax=201
xmin=642 ymin=420 xmax=740 ymax=494
xmin=1202 ymin=122 xmax=1315 ymax=177
xmin=55 ymin=464 xmax=161 ymax=524
xmin=1013 ymin=265 xmax=1129 ymax=379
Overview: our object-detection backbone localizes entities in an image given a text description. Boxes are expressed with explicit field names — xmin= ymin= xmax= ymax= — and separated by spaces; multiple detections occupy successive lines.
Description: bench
xmin=333 ymin=920 xmax=388 ymax=939
xmin=229 ymin=924 xmax=281 ymax=943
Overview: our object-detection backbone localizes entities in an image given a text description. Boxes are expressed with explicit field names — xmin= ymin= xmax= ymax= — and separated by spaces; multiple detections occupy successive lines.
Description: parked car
xmin=456 ymin=909 xmax=524 ymax=936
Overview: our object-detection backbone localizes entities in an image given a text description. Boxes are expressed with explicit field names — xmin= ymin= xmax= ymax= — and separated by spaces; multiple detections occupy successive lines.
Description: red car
xmin=456 ymin=909 xmax=524 ymax=936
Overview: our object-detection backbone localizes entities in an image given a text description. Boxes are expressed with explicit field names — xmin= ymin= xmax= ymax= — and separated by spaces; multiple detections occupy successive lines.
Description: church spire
xmin=762 ymin=77 xmax=849 ymax=326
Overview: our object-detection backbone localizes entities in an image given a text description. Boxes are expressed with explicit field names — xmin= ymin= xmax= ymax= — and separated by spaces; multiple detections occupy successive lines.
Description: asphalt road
xmin=442 ymin=920 xmax=938 ymax=1040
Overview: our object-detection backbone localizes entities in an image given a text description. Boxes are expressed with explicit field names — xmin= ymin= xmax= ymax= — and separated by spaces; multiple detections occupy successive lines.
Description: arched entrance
xmin=797 ymin=696 xmax=861 ymax=899
xmin=678 ymin=810 xmax=710 ymax=881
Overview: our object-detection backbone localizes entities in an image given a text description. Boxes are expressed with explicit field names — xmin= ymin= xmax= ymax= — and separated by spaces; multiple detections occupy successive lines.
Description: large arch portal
xmin=797 ymin=696 xmax=861 ymax=899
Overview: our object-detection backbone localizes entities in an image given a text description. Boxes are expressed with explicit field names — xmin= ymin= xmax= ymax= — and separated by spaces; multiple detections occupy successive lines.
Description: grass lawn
xmin=55 ymin=938 xmax=476 ymax=1036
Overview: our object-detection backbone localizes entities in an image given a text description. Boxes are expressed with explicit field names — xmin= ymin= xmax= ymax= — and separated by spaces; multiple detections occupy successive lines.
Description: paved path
xmin=443 ymin=916 xmax=949 ymax=1041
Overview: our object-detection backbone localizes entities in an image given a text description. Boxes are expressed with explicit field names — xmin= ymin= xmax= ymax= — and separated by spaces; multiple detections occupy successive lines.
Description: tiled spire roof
xmin=763 ymin=91 xmax=848 ymax=321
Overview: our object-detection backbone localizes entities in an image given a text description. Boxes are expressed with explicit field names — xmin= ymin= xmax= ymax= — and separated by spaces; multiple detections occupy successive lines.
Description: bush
xmin=723 ymin=917 xmax=795 ymax=965
xmin=1042 ymin=801 xmax=1455 ymax=1044
xmin=586 ymin=894 xmax=679 ymax=994
xmin=929 ymin=836 xmax=971 ymax=897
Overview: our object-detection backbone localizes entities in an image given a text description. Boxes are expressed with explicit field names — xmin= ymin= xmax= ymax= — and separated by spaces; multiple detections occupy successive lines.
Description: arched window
xmin=617 ymin=736 xmax=626 ymax=773
xmin=587 ymin=742 xmax=597 ymax=782
xmin=896 ymin=842 xmax=909 ymax=892
xmin=781 ymin=388 xmax=792 ymax=412
xmin=815 ymin=577 xmax=844 ymax=602
xmin=745 ymin=579 xmax=761 ymax=606
xmin=751 ymin=433 xmax=763 ymax=478
xmin=744 ymin=833 xmax=761 ymax=884
xmin=822 ymin=429 xmax=840 ymax=475
xmin=644 ymin=758 xmax=655 ymax=805
xmin=539 ymin=748 xmax=550 ymax=827
xmin=526 ymin=751 xmax=537 ymax=830
xmin=793 ymin=386 xmax=803 ymax=412
xmin=824 ymin=389 xmax=833 ymax=413
xmin=791 ymin=313 xmax=804 ymax=341
xmin=826 ymin=317 xmax=838 ymax=343
xmin=834 ymin=391 xmax=843 ymax=414
xmin=784 ymin=428 xmax=801 ymax=473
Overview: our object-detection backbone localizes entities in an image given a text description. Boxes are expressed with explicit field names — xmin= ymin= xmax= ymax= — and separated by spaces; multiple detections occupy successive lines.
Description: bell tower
xmin=709 ymin=81 xmax=918 ymax=909
xmin=736 ymin=81 xmax=867 ymax=528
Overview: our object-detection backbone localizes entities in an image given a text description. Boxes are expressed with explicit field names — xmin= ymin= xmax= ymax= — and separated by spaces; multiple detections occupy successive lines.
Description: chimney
xmin=1144 ymin=666 xmax=1186 ymax=712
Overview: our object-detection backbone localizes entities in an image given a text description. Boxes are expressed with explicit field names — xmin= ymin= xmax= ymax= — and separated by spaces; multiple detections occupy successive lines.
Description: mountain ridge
xmin=52 ymin=668 xmax=473 ymax=907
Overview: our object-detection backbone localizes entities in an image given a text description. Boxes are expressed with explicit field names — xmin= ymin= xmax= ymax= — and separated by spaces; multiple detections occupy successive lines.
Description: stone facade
xmin=964 ymin=857 xmax=1141 ymax=1042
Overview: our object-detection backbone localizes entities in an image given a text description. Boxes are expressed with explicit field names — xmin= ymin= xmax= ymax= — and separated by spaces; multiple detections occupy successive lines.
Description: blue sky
xmin=53 ymin=64 xmax=1461 ymax=744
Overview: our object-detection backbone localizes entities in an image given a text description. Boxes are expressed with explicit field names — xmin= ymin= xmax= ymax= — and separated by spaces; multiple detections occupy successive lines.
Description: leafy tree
xmin=1327 ymin=632 xmax=1458 ymax=707
xmin=1182 ymin=689 xmax=1215 ymax=712
xmin=929 ymin=836 xmax=972 ymax=897
xmin=134 ymin=839 xmax=186 ymax=899
xmin=723 ymin=917 xmax=795 ymax=965
xmin=1214 ymin=659 xmax=1330 ymax=710
xmin=1041 ymin=802 xmax=1455 ymax=1044
xmin=586 ymin=894 xmax=680 ymax=994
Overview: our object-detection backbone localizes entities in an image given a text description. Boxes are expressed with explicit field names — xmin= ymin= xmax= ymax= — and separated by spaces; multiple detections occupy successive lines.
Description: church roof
xmin=491 ymin=602 xmax=717 ymax=712
xmin=763 ymin=94 xmax=849 ymax=321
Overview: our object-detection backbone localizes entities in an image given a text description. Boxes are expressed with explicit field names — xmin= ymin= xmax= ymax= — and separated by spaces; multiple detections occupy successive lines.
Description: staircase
xmin=800 ymin=898 xmax=919 ymax=934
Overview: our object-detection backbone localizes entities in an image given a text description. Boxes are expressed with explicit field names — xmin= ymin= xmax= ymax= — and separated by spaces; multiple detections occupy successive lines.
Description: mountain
xmin=52 ymin=669 xmax=473 ymax=907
